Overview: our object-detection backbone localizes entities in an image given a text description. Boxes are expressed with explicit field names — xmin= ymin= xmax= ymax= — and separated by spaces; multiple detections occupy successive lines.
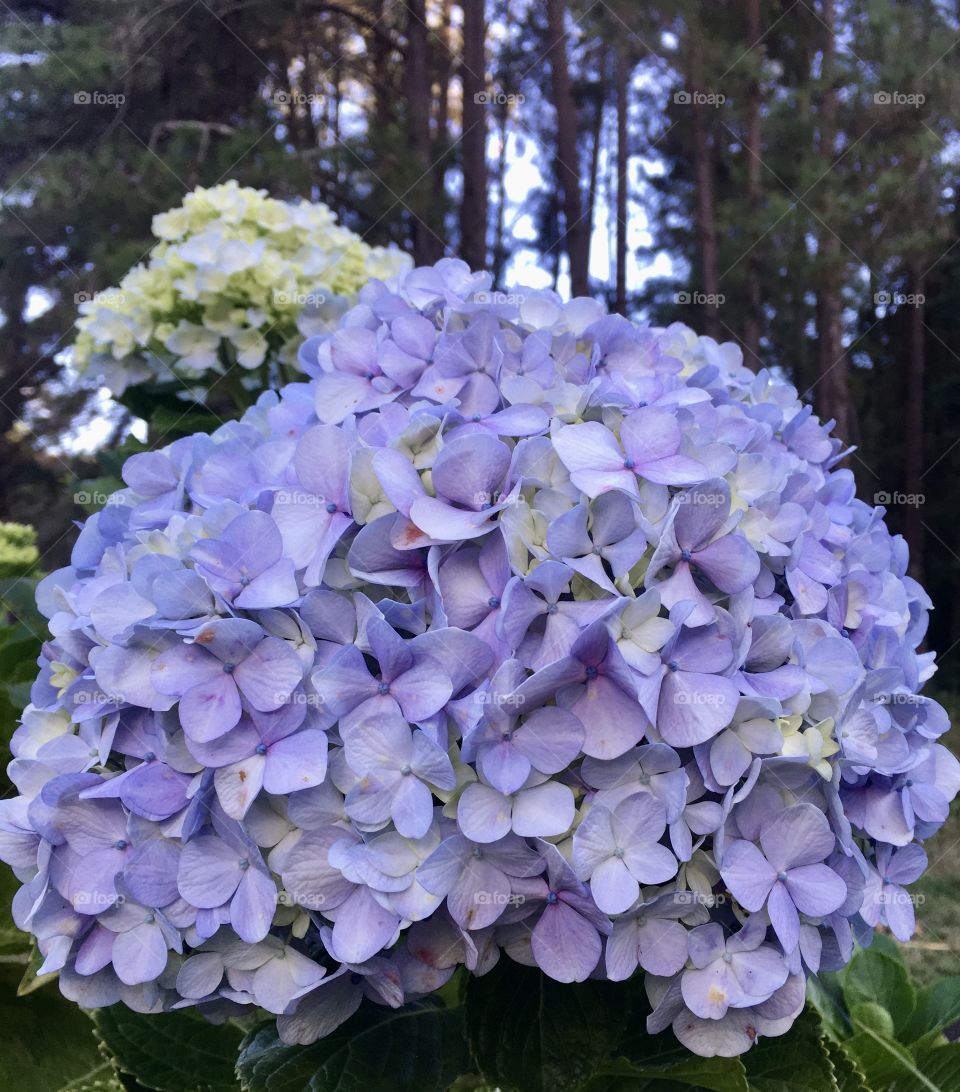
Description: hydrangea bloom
xmin=72 ymin=181 xmax=410 ymax=394
xmin=5 ymin=259 xmax=957 ymax=1058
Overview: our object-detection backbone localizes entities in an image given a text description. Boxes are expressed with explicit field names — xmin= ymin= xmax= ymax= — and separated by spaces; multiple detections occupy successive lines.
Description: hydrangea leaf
xmin=0 ymin=965 xmax=113 ymax=1092
xmin=465 ymin=959 xmax=634 ymax=1092
xmin=740 ymin=1007 xmax=838 ymax=1091
xmin=842 ymin=949 xmax=916 ymax=1036
xmin=236 ymin=1002 xmax=468 ymax=1092
xmin=94 ymin=1007 xmax=242 ymax=1092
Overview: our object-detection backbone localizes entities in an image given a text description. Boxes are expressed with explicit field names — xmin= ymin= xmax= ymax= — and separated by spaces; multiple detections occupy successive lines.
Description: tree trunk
xmin=459 ymin=0 xmax=488 ymax=270
xmin=904 ymin=258 xmax=926 ymax=581
xmin=432 ymin=0 xmax=453 ymax=210
xmin=688 ymin=19 xmax=721 ymax=340
xmin=544 ymin=0 xmax=590 ymax=296
xmin=584 ymin=49 xmax=606 ymax=280
xmin=743 ymin=0 xmax=762 ymax=365
xmin=614 ymin=44 xmax=629 ymax=315
xmin=814 ymin=0 xmax=852 ymax=441
xmin=491 ymin=104 xmax=509 ymax=284
xmin=405 ymin=0 xmax=444 ymax=264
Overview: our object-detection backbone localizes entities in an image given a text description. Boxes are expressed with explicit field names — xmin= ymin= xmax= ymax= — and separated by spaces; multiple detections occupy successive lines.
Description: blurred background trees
xmin=3 ymin=0 xmax=960 ymax=659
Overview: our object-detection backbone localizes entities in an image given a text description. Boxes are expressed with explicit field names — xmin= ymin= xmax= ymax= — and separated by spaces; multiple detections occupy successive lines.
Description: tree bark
xmin=491 ymin=103 xmax=509 ymax=284
xmin=688 ymin=19 xmax=721 ymax=340
xmin=459 ymin=0 xmax=489 ymax=270
xmin=743 ymin=0 xmax=762 ymax=365
xmin=544 ymin=0 xmax=590 ymax=296
xmin=614 ymin=43 xmax=630 ymax=315
xmin=904 ymin=258 xmax=926 ymax=580
xmin=584 ymin=55 xmax=606 ymax=278
xmin=405 ymin=0 xmax=444 ymax=264
xmin=432 ymin=0 xmax=453 ymax=210
xmin=814 ymin=0 xmax=852 ymax=441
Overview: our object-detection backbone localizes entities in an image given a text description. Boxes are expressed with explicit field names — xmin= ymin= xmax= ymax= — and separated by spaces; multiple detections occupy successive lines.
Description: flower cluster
xmin=5 ymin=259 xmax=957 ymax=1058
xmin=72 ymin=181 xmax=410 ymax=394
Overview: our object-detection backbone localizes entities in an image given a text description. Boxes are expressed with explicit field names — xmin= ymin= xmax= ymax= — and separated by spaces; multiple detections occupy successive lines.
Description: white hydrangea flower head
xmin=73 ymin=182 xmax=411 ymax=395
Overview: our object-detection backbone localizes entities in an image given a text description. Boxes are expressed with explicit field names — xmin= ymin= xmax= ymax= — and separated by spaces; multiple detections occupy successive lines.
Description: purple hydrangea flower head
xmin=2 ymin=260 xmax=955 ymax=1059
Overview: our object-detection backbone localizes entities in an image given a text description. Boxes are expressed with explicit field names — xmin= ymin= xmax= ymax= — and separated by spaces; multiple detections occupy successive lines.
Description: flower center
xmin=223 ymin=662 xmax=236 ymax=674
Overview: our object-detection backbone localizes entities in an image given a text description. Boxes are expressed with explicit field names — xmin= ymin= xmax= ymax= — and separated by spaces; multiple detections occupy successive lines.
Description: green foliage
xmin=0 ymin=965 xmax=114 ymax=1092
xmin=808 ymin=940 xmax=960 ymax=1091
xmin=0 ymin=522 xmax=39 ymax=578
xmin=93 ymin=1008 xmax=243 ymax=1092
xmin=235 ymin=1003 xmax=469 ymax=1092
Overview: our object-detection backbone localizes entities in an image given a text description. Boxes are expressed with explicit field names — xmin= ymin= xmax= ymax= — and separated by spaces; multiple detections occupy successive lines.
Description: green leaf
xmin=901 ymin=976 xmax=960 ymax=1046
xmin=845 ymin=1018 xmax=934 ymax=1091
xmin=236 ymin=1002 xmax=468 ymax=1092
xmin=589 ymin=1053 xmax=749 ymax=1091
xmin=0 ymin=964 xmax=111 ymax=1091
xmin=94 ymin=1006 xmax=243 ymax=1092
xmin=911 ymin=1041 xmax=960 ymax=1092
xmin=821 ymin=1038 xmax=872 ymax=1092
xmin=807 ymin=973 xmax=852 ymax=1041
xmin=742 ymin=1007 xmax=838 ymax=1091
xmin=17 ymin=941 xmax=59 ymax=995
xmin=0 ymin=866 xmax=31 ymax=954
xmin=849 ymin=1002 xmax=894 ymax=1039
xmin=464 ymin=959 xmax=633 ymax=1092
xmin=843 ymin=949 xmax=915 ymax=1035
